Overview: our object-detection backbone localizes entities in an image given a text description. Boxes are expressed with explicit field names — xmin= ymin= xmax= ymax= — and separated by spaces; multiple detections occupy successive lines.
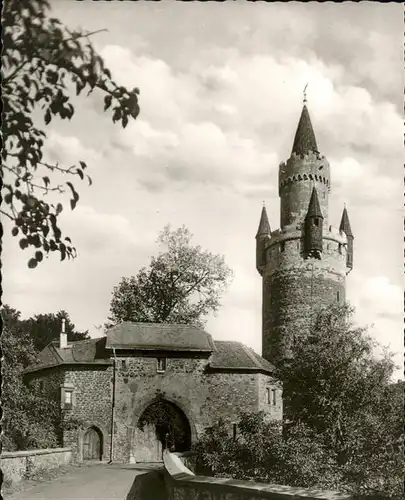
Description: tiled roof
xmin=291 ymin=104 xmax=318 ymax=156
xmin=256 ymin=206 xmax=271 ymax=237
xmin=24 ymin=328 xmax=274 ymax=376
xmin=209 ymin=341 xmax=275 ymax=374
xmin=105 ymin=322 xmax=215 ymax=352
xmin=339 ymin=207 xmax=353 ymax=237
xmin=23 ymin=338 xmax=111 ymax=374
xmin=306 ymin=187 xmax=323 ymax=219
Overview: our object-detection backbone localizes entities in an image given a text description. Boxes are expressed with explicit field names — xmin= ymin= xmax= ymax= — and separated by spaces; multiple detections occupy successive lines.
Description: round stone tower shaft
xmin=256 ymin=102 xmax=354 ymax=367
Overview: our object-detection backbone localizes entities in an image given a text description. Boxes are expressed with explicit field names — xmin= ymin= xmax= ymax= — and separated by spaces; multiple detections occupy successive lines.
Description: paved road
xmin=5 ymin=463 xmax=164 ymax=500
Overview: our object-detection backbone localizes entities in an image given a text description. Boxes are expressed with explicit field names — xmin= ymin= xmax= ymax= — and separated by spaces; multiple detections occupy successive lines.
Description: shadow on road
xmin=125 ymin=468 xmax=168 ymax=500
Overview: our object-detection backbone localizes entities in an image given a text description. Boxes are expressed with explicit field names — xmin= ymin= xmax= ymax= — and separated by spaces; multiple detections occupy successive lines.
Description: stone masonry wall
xmin=113 ymin=354 xmax=209 ymax=463
xmin=257 ymin=373 xmax=283 ymax=420
xmin=111 ymin=354 xmax=274 ymax=463
xmin=262 ymin=258 xmax=345 ymax=365
xmin=0 ymin=448 xmax=72 ymax=489
xmin=279 ymin=152 xmax=331 ymax=228
xmin=63 ymin=365 xmax=113 ymax=462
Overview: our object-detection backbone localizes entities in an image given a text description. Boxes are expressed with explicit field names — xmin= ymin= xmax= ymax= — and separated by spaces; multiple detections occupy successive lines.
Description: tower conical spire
xmin=306 ymin=187 xmax=323 ymax=219
xmin=339 ymin=207 xmax=353 ymax=237
xmin=291 ymin=104 xmax=318 ymax=156
xmin=256 ymin=205 xmax=271 ymax=237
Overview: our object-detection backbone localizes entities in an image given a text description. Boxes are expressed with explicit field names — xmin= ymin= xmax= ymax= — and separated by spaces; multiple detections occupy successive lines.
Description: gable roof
xmin=105 ymin=322 xmax=215 ymax=352
xmin=23 ymin=327 xmax=275 ymax=377
xmin=209 ymin=341 xmax=275 ymax=374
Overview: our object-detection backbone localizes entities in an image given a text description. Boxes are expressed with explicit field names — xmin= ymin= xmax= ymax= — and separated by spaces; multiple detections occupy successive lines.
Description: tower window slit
xmin=280 ymin=242 xmax=285 ymax=253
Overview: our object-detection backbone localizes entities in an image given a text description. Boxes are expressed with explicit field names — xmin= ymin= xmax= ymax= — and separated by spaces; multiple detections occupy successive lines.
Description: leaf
xmin=79 ymin=161 xmax=87 ymax=170
xmin=104 ymin=95 xmax=112 ymax=111
xmin=66 ymin=182 xmax=79 ymax=202
xmin=76 ymin=168 xmax=84 ymax=180
xmin=19 ymin=239 xmax=28 ymax=250
xmin=43 ymin=176 xmax=50 ymax=187
xmin=56 ymin=203 xmax=63 ymax=214
xmin=60 ymin=243 xmax=66 ymax=261
xmin=28 ymin=258 xmax=38 ymax=269
xmin=11 ymin=227 xmax=19 ymax=237
xmin=35 ymin=251 xmax=43 ymax=262
xmin=44 ymin=108 xmax=51 ymax=125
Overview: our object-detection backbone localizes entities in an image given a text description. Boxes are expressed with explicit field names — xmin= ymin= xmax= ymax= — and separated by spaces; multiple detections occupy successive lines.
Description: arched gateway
xmin=133 ymin=399 xmax=192 ymax=463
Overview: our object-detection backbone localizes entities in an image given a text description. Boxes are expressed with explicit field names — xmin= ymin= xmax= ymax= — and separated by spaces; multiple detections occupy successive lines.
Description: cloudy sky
xmin=3 ymin=2 xmax=403 ymax=377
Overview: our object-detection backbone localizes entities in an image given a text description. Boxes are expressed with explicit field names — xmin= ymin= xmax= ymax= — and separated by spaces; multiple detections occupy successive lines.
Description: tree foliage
xmin=196 ymin=305 xmax=403 ymax=498
xmin=23 ymin=310 xmax=89 ymax=351
xmin=108 ymin=225 xmax=233 ymax=327
xmin=2 ymin=0 xmax=140 ymax=267
xmin=1 ymin=305 xmax=61 ymax=450
xmin=195 ymin=413 xmax=341 ymax=491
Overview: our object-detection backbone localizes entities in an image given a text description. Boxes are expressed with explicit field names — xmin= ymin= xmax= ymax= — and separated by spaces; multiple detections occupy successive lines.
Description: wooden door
xmin=83 ymin=427 xmax=101 ymax=460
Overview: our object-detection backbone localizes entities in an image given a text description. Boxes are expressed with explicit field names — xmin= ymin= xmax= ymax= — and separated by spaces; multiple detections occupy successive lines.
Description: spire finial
xmin=303 ymin=83 xmax=308 ymax=104
xmin=262 ymin=200 xmax=266 ymax=207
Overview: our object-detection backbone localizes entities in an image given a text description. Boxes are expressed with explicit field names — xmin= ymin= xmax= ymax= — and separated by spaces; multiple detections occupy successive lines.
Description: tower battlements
xmin=255 ymin=100 xmax=354 ymax=366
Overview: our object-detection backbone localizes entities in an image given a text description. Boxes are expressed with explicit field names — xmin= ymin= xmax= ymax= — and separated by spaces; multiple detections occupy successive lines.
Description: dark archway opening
xmin=138 ymin=399 xmax=192 ymax=455
xmin=83 ymin=426 xmax=103 ymax=460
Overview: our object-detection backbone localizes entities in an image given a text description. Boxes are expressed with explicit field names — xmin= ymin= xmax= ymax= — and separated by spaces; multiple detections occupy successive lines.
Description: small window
xmin=314 ymin=218 xmax=319 ymax=227
xmin=157 ymin=358 xmax=166 ymax=373
xmin=232 ymin=423 xmax=237 ymax=441
xmin=266 ymin=387 xmax=271 ymax=404
xmin=64 ymin=390 xmax=73 ymax=409
xmin=280 ymin=242 xmax=285 ymax=253
xmin=337 ymin=291 xmax=340 ymax=302
xmin=122 ymin=360 xmax=127 ymax=370
xmin=338 ymin=244 xmax=342 ymax=254
xmin=271 ymin=389 xmax=277 ymax=406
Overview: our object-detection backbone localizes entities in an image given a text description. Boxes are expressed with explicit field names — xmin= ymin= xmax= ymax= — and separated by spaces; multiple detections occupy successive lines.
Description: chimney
xmin=60 ymin=318 xmax=67 ymax=349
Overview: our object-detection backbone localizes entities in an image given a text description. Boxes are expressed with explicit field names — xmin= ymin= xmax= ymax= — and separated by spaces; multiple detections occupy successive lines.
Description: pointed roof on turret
xmin=256 ymin=205 xmax=271 ymax=237
xmin=291 ymin=104 xmax=318 ymax=156
xmin=339 ymin=206 xmax=353 ymax=237
xmin=306 ymin=187 xmax=323 ymax=219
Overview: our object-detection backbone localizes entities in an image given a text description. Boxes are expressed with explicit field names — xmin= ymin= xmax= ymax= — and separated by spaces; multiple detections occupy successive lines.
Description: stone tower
xmin=256 ymin=99 xmax=354 ymax=366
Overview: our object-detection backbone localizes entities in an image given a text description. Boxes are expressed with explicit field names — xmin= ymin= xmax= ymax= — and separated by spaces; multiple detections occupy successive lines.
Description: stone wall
xmin=111 ymin=354 xmax=279 ymax=463
xmin=21 ymin=355 xmax=280 ymax=465
xmin=262 ymin=250 xmax=346 ymax=365
xmin=161 ymin=451 xmax=353 ymax=500
xmin=0 ymin=448 xmax=72 ymax=489
xmin=257 ymin=373 xmax=283 ymax=419
xmin=63 ymin=365 xmax=113 ymax=462
xmin=279 ymin=152 xmax=331 ymax=228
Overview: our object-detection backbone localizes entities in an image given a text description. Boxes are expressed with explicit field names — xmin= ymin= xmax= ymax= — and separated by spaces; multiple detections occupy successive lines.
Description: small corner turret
xmin=304 ymin=187 xmax=323 ymax=258
xmin=256 ymin=204 xmax=271 ymax=274
xmin=339 ymin=206 xmax=354 ymax=271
